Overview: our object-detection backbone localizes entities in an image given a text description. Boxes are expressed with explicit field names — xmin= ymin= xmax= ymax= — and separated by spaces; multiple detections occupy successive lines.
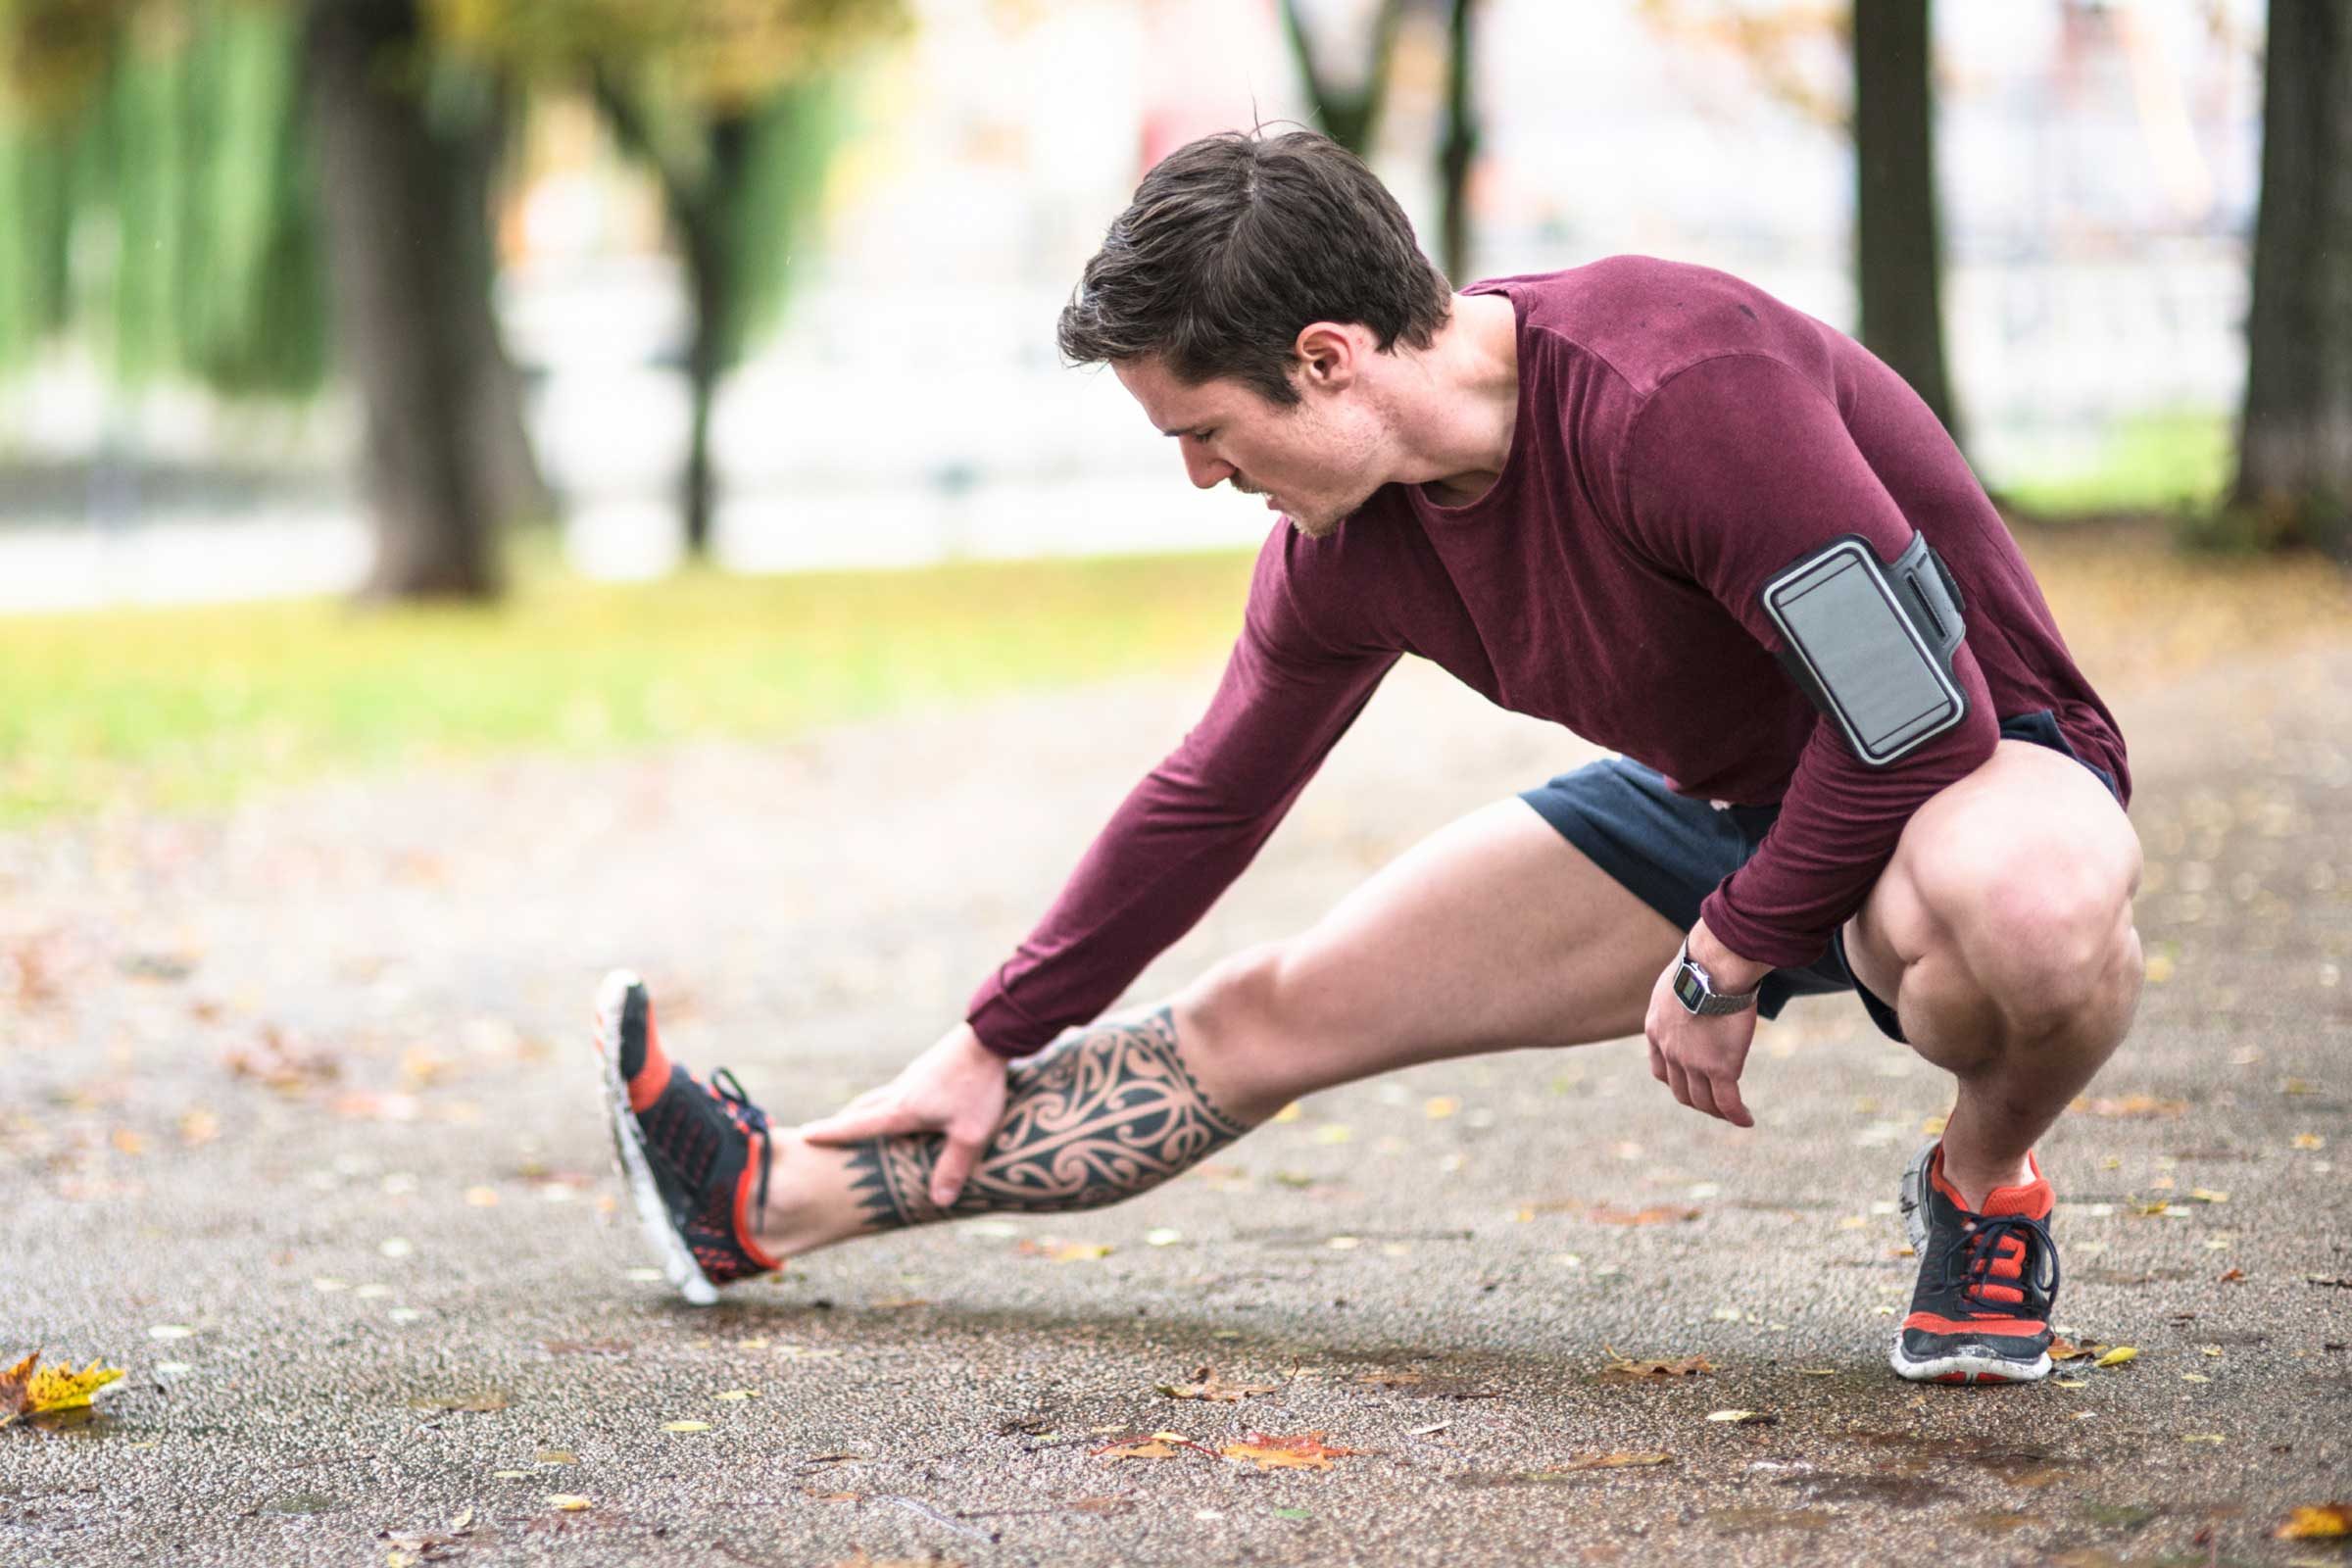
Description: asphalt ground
xmin=3 ymin=635 xmax=2349 ymax=1568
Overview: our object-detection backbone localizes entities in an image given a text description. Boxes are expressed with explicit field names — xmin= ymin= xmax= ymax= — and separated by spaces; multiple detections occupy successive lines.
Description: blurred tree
xmin=1853 ymin=0 xmax=1959 ymax=442
xmin=303 ymin=0 xmax=529 ymax=598
xmin=2230 ymin=0 xmax=2352 ymax=558
xmin=0 ymin=0 xmax=544 ymax=600
xmin=1436 ymin=0 xmax=1479 ymax=285
xmin=1280 ymin=0 xmax=1406 ymax=156
xmin=432 ymin=0 xmax=902 ymax=560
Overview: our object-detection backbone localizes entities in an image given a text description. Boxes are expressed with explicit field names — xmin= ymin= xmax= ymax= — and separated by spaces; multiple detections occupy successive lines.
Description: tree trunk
xmin=1437 ymin=0 xmax=1479 ymax=284
xmin=302 ymin=0 xmax=503 ymax=600
xmin=1280 ymin=0 xmax=1407 ymax=157
xmin=1853 ymin=0 xmax=1960 ymax=443
xmin=2231 ymin=0 xmax=2352 ymax=556
xmin=675 ymin=115 xmax=753 ymax=561
xmin=453 ymin=91 xmax=556 ymax=534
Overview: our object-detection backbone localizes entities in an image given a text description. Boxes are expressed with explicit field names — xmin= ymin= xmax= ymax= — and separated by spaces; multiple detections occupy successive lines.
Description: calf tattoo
xmin=843 ymin=1008 xmax=1250 ymax=1232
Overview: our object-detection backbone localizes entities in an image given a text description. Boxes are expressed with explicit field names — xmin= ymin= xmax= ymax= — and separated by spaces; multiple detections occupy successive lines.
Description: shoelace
xmin=1942 ymin=1212 xmax=2059 ymax=1313
xmin=709 ymin=1067 xmax=773 ymax=1239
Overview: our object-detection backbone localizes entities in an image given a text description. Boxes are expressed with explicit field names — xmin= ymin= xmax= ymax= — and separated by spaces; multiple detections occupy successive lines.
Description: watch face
xmin=1672 ymin=963 xmax=1707 ymax=1012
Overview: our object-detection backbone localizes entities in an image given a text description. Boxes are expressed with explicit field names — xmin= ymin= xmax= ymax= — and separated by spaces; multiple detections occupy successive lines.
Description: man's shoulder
xmin=1475 ymin=256 xmax=1841 ymax=402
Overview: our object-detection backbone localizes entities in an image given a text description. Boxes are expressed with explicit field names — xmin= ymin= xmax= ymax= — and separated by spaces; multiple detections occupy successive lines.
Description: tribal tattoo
xmin=842 ymin=1007 xmax=1250 ymax=1233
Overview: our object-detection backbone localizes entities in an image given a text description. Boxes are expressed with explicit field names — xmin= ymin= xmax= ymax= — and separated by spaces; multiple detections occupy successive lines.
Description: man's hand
xmin=797 ymin=1022 xmax=1011 ymax=1209
xmin=1644 ymin=919 xmax=1768 ymax=1128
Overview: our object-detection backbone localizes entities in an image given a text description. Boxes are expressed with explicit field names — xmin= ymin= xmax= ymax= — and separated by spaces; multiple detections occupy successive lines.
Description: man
xmin=593 ymin=128 xmax=2142 ymax=1386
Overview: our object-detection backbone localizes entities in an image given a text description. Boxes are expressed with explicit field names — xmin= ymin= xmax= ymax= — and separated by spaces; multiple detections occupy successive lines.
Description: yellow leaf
xmin=2292 ymin=1134 xmax=2326 ymax=1151
xmin=714 ymin=1389 xmax=759 ymax=1401
xmin=1424 ymin=1097 xmax=1458 ymax=1119
xmin=1705 ymin=1409 xmax=1774 ymax=1424
xmin=2278 ymin=1504 xmax=2352 ymax=1541
xmin=2180 ymin=1433 xmax=2226 ymax=1444
xmin=27 ymin=1359 xmax=122 ymax=1414
xmin=546 ymin=1494 xmax=593 ymax=1510
xmin=662 ymin=1420 xmax=710 ymax=1433
xmin=2093 ymin=1347 xmax=2139 ymax=1368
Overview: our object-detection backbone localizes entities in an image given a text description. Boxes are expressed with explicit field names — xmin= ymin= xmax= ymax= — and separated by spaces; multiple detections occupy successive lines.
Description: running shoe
xmin=1889 ymin=1139 xmax=2061 ymax=1385
xmin=592 ymin=969 xmax=780 ymax=1304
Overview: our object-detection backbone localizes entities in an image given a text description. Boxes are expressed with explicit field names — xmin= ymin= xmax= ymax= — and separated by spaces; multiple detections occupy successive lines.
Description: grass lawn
xmin=0 ymin=519 xmax=2344 ymax=827
xmin=0 ymin=543 xmax=1255 ymax=826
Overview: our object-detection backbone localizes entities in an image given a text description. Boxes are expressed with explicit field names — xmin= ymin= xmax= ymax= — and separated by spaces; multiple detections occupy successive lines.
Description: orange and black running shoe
xmin=592 ymin=969 xmax=780 ymax=1304
xmin=1889 ymin=1139 xmax=2060 ymax=1385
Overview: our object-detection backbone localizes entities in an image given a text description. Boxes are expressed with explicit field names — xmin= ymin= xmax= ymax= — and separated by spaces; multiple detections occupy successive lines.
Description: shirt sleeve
xmin=963 ymin=529 xmax=1399 ymax=1057
xmin=1619 ymin=352 xmax=1998 ymax=969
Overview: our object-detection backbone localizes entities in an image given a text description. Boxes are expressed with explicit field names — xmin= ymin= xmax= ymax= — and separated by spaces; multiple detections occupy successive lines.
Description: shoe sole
xmin=1887 ymin=1138 xmax=2050 ymax=1386
xmin=593 ymin=968 xmax=719 ymax=1307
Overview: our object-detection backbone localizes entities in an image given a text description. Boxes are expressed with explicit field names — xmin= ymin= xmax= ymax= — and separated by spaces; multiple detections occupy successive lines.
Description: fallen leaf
xmin=2180 ymin=1433 xmax=2226 ymax=1444
xmin=1221 ymin=1430 xmax=1363 ymax=1471
xmin=2218 ymin=1268 xmax=2246 ymax=1283
xmin=1094 ymin=1440 xmax=1180 ymax=1461
xmin=410 ymin=1392 xmax=509 ymax=1413
xmin=2306 ymin=1276 xmax=2352 ymax=1290
xmin=2071 ymin=1095 xmax=2187 ymax=1119
xmin=1601 ymin=1355 xmax=1717 ymax=1381
xmin=1705 ymin=1410 xmax=1776 ymax=1424
xmin=662 ymin=1421 xmax=710 ymax=1434
xmin=1586 ymin=1204 xmax=1701 ymax=1226
xmin=2291 ymin=1134 xmax=2326 ymax=1151
xmin=1561 ymin=1450 xmax=1674 ymax=1469
xmin=1016 ymin=1239 xmax=1111 ymax=1262
xmin=2278 ymin=1504 xmax=2352 ymax=1541
xmin=0 ymin=1351 xmax=124 ymax=1428
xmin=2093 ymin=1347 xmax=2138 ymax=1368
xmin=545 ymin=1494 xmax=593 ymax=1511
xmin=1158 ymin=1365 xmax=1280 ymax=1401
xmin=714 ymin=1389 xmax=759 ymax=1401
xmin=533 ymin=1448 xmax=578 ymax=1465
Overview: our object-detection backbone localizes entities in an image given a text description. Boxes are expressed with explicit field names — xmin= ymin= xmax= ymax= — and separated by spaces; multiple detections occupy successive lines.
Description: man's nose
xmin=1181 ymin=442 xmax=1236 ymax=491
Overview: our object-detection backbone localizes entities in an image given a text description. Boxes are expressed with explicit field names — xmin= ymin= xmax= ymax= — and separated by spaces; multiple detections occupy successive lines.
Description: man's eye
xmin=1195 ymin=429 xmax=1217 ymax=443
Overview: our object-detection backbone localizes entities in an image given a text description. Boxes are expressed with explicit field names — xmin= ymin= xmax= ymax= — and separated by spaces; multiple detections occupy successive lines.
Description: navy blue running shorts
xmin=1519 ymin=710 xmax=2123 ymax=1045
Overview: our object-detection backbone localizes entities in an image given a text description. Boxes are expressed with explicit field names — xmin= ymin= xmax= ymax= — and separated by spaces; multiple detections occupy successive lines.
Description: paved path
xmin=4 ymin=635 xmax=2349 ymax=1567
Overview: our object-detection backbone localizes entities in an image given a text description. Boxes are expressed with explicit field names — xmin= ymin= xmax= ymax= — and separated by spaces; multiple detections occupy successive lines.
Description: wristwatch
xmin=1671 ymin=938 xmax=1762 ymax=1016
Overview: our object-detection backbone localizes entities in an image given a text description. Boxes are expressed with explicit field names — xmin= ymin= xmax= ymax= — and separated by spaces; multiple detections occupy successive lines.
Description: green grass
xmin=0 ymin=543 xmax=1256 ymax=826
xmin=1997 ymin=409 xmax=2233 ymax=517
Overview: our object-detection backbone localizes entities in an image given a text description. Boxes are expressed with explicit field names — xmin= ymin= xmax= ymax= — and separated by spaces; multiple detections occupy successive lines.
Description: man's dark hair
xmin=1057 ymin=128 xmax=1452 ymax=407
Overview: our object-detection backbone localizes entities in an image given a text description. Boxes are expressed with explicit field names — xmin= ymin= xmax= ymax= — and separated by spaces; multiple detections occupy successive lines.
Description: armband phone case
xmin=1760 ymin=533 xmax=1967 ymax=766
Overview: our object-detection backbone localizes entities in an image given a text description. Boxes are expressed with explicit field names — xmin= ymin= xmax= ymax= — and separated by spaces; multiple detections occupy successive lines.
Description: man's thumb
xmin=797 ymin=1103 xmax=912 ymax=1146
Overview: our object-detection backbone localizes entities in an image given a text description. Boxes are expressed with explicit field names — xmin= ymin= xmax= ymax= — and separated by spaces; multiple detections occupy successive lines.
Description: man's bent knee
xmin=1170 ymin=942 xmax=1295 ymax=1118
xmin=1910 ymin=834 xmax=2142 ymax=1035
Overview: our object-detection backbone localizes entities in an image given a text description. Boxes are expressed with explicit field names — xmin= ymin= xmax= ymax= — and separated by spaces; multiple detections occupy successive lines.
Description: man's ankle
xmin=1938 ymin=1147 xmax=2037 ymax=1213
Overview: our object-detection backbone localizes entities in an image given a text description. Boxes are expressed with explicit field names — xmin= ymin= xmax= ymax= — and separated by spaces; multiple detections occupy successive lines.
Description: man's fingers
xmin=1647 ymin=1038 xmax=1669 ymax=1083
xmin=798 ymin=1102 xmax=919 ymax=1146
xmin=1712 ymin=1076 xmax=1754 ymax=1129
xmin=1686 ymin=1069 xmax=1723 ymax=1119
xmin=1664 ymin=1059 xmax=1693 ymax=1110
xmin=930 ymin=1137 xmax=983 ymax=1210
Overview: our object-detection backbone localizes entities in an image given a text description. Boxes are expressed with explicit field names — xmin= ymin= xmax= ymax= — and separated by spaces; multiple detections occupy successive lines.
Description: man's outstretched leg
xmin=592 ymin=798 xmax=1687 ymax=1298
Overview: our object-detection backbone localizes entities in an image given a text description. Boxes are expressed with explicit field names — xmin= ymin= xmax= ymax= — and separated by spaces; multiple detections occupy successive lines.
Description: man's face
xmin=1113 ymin=354 xmax=1385 ymax=540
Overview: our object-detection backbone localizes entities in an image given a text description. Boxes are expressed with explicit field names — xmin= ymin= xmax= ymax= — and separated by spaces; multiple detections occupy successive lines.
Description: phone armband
xmin=1760 ymin=532 xmax=1968 ymax=766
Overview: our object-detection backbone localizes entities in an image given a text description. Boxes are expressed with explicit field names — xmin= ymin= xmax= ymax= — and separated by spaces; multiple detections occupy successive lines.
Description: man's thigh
xmin=1258 ymin=797 xmax=1684 ymax=1091
xmin=1841 ymin=737 xmax=2141 ymax=1012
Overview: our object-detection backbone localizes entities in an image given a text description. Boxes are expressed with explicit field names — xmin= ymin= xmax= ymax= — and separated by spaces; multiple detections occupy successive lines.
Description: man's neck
xmin=1389 ymin=290 xmax=1520 ymax=509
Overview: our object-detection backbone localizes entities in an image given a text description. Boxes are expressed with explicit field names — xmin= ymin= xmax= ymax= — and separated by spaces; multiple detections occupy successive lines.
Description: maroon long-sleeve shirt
xmin=965 ymin=256 xmax=2130 ymax=1059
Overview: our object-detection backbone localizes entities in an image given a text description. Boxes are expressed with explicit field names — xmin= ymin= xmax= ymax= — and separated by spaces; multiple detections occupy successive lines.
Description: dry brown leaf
xmin=1092 ymin=1430 xmax=1216 ymax=1462
xmin=1561 ymin=1450 xmax=1674 ymax=1469
xmin=2071 ymin=1094 xmax=2187 ymax=1119
xmin=828 ymin=1552 xmax=965 ymax=1568
xmin=2277 ymin=1504 xmax=2352 ymax=1541
xmin=1355 ymin=1369 xmax=1428 ymax=1388
xmin=2048 ymin=1337 xmax=2104 ymax=1362
xmin=410 ymin=1392 xmax=509 ymax=1413
xmin=1585 ymin=1203 xmax=1702 ymax=1226
xmin=1157 ymin=1364 xmax=1280 ymax=1401
xmin=1602 ymin=1354 xmax=1717 ymax=1381
xmin=2218 ymin=1267 xmax=2246 ymax=1283
xmin=1220 ymin=1430 xmax=1364 ymax=1471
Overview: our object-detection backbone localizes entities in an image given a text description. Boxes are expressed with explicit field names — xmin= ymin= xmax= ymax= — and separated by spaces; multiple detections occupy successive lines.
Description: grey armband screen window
xmin=1760 ymin=533 xmax=1967 ymax=766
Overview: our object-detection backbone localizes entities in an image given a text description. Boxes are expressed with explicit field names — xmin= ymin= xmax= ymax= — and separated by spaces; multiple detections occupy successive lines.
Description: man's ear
xmin=1291 ymin=321 xmax=1363 ymax=390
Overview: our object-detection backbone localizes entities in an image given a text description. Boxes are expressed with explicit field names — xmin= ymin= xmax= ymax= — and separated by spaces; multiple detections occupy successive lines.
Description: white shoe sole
xmin=1887 ymin=1138 xmax=2049 ymax=1385
xmin=594 ymin=968 xmax=718 ymax=1307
